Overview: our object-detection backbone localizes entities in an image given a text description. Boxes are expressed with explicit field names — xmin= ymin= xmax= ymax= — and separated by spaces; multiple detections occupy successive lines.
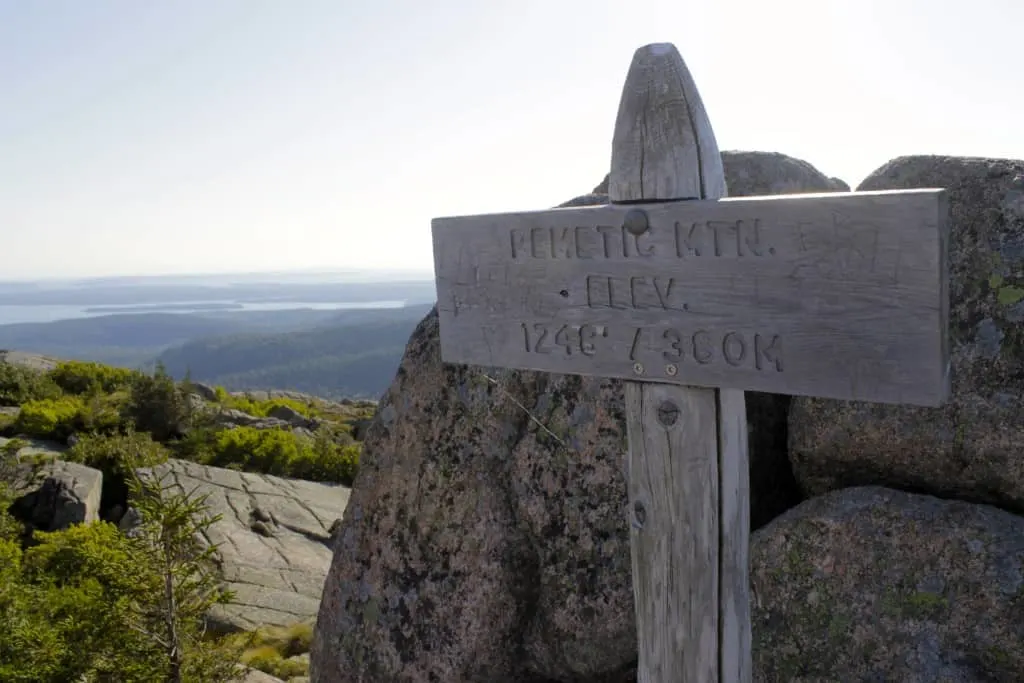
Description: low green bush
xmin=47 ymin=360 xmax=142 ymax=396
xmin=0 ymin=363 xmax=62 ymax=407
xmin=218 ymin=392 xmax=317 ymax=419
xmin=65 ymin=430 xmax=169 ymax=479
xmin=125 ymin=363 xmax=193 ymax=441
xmin=12 ymin=393 xmax=130 ymax=441
xmin=177 ymin=425 xmax=359 ymax=485
xmin=14 ymin=397 xmax=84 ymax=440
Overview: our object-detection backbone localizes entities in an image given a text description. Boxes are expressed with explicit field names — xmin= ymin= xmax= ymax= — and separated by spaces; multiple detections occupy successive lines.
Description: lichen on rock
xmin=751 ymin=486 xmax=1024 ymax=682
xmin=789 ymin=156 xmax=1024 ymax=514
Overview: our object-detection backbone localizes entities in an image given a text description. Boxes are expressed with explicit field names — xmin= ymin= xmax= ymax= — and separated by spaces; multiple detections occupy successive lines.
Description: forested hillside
xmin=157 ymin=304 xmax=431 ymax=398
xmin=0 ymin=304 xmax=432 ymax=399
xmin=0 ymin=309 xmax=347 ymax=369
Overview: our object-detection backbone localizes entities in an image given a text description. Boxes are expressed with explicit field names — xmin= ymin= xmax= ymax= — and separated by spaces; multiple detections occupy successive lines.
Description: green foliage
xmin=0 ymin=362 xmax=61 ymax=407
xmin=65 ymin=430 xmax=169 ymax=480
xmin=76 ymin=391 xmax=130 ymax=434
xmin=123 ymin=466 xmax=243 ymax=682
xmin=48 ymin=360 xmax=142 ymax=396
xmin=11 ymin=393 xmax=127 ymax=441
xmin=3 ymin=354 xmax=365 ymax=482
xmin=125 ymin=362 xmax=193 ymax=441
xmin=229 ymin=621 xmax=313 ymax=679
xmin=3 ymin=521 xmax=163 ymax=682
xmin=177 ymin=425 xmax=359 ymax=485
xmin=0 ymin=463 xmax=244 ymax=682
xmin=239 ymin=646 xmax=308 ymax=679
xmin=217 ymin=392 xmax=317 ymax=419
xmin=14 ymin=396 xmax=84 ymax=440
xmin=0 ymin=480 xmax=23 ymax=543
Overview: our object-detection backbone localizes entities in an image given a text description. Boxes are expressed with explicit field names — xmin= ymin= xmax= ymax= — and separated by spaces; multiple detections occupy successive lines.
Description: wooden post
xmin=429 ymin=42 xmax=950 ymax=683
xmin=610 ymin=44 xmax=748 ymax=682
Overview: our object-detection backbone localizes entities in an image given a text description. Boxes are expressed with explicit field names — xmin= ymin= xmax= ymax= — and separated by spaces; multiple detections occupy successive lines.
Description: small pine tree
xmin=125 ymin=362 xmax=193 ymax=441
xmin=122 ymin=464 xmax=245 ymax=683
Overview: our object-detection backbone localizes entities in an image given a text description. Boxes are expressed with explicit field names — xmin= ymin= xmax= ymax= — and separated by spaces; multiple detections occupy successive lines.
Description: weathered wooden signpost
xmin=431 ymin=43 xmax=949 ymax=682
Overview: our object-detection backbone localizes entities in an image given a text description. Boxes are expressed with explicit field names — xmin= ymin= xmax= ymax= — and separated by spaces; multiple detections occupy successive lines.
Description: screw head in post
xmin=657 ymin=400 xmax=680 ymax=427
xmin=632 ymin=500 xmax=647 ymax=529
xmin=623 ymin=208 xmax=649 ymax=236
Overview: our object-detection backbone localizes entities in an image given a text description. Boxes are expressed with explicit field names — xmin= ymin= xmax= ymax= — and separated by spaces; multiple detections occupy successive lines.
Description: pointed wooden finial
xmin=609 ymin=43 xmax=727 ymax=203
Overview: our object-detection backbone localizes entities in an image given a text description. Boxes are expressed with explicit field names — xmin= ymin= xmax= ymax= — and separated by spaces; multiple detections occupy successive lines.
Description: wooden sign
xmin=430 ymin=41 xmax=950 ymax=683
xmin=433 ymin=190 xmax=949 ymax=407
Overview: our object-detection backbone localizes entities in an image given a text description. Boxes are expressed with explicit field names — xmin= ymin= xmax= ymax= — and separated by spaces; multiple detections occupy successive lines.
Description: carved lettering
xmin=629 ymin=327 xmax=783 ymax=371
xmin=522 ymin=322 xmax=609 ymax=356
xmin=575 ymin=226 xmax=597 ymax=259
xmin=653 ymin=276 xmax=675 ymax=308
xmin=674 ymin=219 xmax=773 ymax=258
xmin=692 ymin=330 xmax=713 ymax=365
xmin=634 ymin=229 xmax=655 ymax=257
xmin=521 ymin=322 xmax=552 ymax=354
xmin=510 ymin=228 xmax=528 ymax=259
xmin=553 ymin=325 xmax=574 ymax=355
xmin=662 ymin=329 xmax=684 ymax=361
xmin=740 ymin=218 xmax=767 ymax=256
xmin=530 ymin=227 xmax=546 ymax=258
xmin=676 ymin=222 xmax=702 ymax=257
xmin=585 ymin=275 xmax=684 ymax=311
xmin=755 ymin=333 xmax=784 ymax=371
xmin=551 ymin=227 xmax=574 ymax=259
xmin=629 ymin=327 xmax=643 ymax=361
xmin=517 ymin=322 xmax=783 ymax=373
xmin=579 ymin=324 xmax=599 ymax=356
xmin=509 ymin=224 xmax=657 ymax=260
xmin=722 ymin=332 xmax=747 ymax=367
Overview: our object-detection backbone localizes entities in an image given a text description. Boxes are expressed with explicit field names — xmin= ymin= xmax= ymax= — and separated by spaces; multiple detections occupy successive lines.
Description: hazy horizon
xmin=0 ymin=266 xmax=436 ymax=286
xmin=3 ymin=0 xmax=1022 ymax=280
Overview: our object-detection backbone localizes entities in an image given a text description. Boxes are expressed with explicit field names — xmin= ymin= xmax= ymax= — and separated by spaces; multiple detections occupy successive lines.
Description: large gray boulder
xmin=4 ymin=453 xmax=102 ymax=532
xmin=751 ymin=486 xmax=1024 ymax=682
xmin=130 ymin=459 xmax=351 ymax=632
xmin=0 ymin=350 xmax=59 ymax=372
xmin=789 ymin=156 xmax=1024 ymax=512
xmin=311 ymin=152 xmax=845 ymax=683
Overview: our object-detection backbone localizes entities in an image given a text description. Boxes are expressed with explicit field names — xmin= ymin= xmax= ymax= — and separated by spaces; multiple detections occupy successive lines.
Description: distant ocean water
xmin=0 ymin=300 xmax=406 ymax=326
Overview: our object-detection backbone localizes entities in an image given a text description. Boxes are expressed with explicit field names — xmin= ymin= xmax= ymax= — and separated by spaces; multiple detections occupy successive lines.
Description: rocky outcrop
xmin=310 ymin=152 xmax=843 ymax=683
xmin=1 ymin=443 xmax=102 ymax=533
xmin=789 ymin=156 xmax=1024 ymax=513
xmin=723 ymin=150 xmax=846 ymax=195
xmin=751 ymin=486 xmax=1024 ymax=682
xmin=267 ymin=405 xmax=319 ymax=430
xmin=130 ymin=459 xmax=351 ymax=632
xmin=215 ymin=408 xmax=293 ymax=431
xmin=189 ymin=381 xmax=220 ymax=402
xmin=590 ymin=149 xmax=846 ymax=197
xmin=0 ymin=350 xmax=59 ymax=372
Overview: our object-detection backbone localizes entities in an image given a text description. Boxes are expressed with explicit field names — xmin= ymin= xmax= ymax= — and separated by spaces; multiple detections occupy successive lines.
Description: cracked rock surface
xmin=134 ymin=458 xmax=351 ymax=632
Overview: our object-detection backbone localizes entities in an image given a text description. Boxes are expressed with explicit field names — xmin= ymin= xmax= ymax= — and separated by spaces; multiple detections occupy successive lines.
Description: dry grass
xmin=226 ymin=620 xmax=314 ymax=679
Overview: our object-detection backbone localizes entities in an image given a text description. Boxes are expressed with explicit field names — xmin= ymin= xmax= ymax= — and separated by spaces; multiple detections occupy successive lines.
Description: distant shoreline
xmin=84 ymin=303 xmax=245 ymax=313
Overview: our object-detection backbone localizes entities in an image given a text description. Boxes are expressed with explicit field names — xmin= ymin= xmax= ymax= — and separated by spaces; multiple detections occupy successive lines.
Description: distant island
xmin=84 ymin=303 xmax=246 ymax=314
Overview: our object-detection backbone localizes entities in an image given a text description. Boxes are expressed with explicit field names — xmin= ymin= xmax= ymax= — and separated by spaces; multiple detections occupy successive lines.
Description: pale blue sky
xmin=2 ymin=0 xmax=1021 ymax=280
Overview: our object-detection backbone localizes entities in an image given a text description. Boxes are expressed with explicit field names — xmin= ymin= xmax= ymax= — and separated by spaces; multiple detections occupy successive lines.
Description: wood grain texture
xmin=610 ymin=42 xmax=726 ymax=202
xmin=432 ymin=187 xmax=950 ymax=406
xmin=609 ymin=43 xmax=747 ymax=683
xmin=625 ymin=381 xmax=720 ymax=683
xmin=717 ymin=387 xmax=750 ymax=683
